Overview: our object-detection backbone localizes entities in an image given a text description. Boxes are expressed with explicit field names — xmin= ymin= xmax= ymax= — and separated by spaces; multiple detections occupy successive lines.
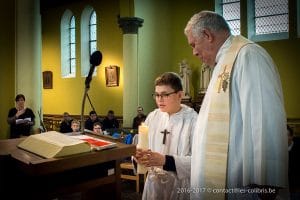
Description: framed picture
xmin=105 ymin=66 xmax=119 ymax=87
xmin=43 ymin=71 xmax=53 ymax=89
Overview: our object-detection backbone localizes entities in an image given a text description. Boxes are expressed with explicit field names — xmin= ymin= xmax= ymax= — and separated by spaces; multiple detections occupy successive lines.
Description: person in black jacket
xmin=102 ymin=110 xmax=119 ymax=131
xmin=288 ymin=125 xmax=300 ymax=200
xmin=59 ymin=112 xmax=73 ymax=133
xmin=7 ymin=94 xmax=35 ymax=138
xmin=84 ymin=110 xmax=102 ymax=131
xmin=132 ymin=106 xmax=147 ymax=129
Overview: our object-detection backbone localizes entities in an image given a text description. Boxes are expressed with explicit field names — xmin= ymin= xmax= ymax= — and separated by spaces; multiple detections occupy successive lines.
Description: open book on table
xmin=71 ymin=134 xmax=117 ymax=151
xmin=17 ymin=131 xmax=91 ymax=158
xmin=18 ymin=131 xmax=118 ymax=158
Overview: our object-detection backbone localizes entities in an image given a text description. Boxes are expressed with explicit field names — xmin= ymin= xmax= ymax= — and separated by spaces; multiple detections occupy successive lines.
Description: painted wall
xmin=15 ymin=0 xmax=42 ymax=134
xmin=41 ymin=0 xmax=123 ymax=117
xmin=260 ymin=40 xmax=300 ymax=118
xmin=0 ymin=0 xmax=41 ymax=139
xmin=135 ymin=0 xmax=214 ymax=114
xmin=135 ymin=0 xmax=174 ymax=113
xmin=0 ymin=1 xmax=16 ymax=139
xmin=169 ymin=0 xmax=214 ymax=99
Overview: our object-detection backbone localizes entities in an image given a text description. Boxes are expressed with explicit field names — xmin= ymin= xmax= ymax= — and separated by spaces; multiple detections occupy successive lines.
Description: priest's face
xmin=154 ymin=85 xmax=182 ymax=115
xmin=186 ymin=30 xmax=216 ymax=67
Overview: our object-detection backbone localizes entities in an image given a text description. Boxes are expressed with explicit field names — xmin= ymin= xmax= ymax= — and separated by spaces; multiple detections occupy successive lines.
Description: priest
xmin=135 ymin=72 xmax=198 ymax=199
xmin=184 ymin=11 xmax=288 ymax=199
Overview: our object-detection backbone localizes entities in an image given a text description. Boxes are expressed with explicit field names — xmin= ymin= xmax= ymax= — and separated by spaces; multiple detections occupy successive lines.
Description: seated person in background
xmin=93 ymin=122 xmax=103 ymax=135
xmin=59 ymin=112 xmax=73 ymax=133
xmin=84 ymin=110 xmax=102 ymax=131
xmin=7 ymin=94 xmax=35 ymax=138
xmin=132 ymin=106 xmax=147 ymax=129
xmin=135 ymin=72 xmax=198 ymax=199
xmin=288 ymin=125 xmax=300 ymax=199
xmin=102 ymin=110 xmax=119 ymax=131
xmin=71 ymin=120 xmax=80 ymax=133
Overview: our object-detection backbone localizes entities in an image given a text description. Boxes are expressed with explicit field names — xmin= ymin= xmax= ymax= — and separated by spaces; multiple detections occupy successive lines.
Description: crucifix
xmin=160 ymin=129 xmax=170 ymax=144
xmin=217 ymin=65 xmax=230 ymax=93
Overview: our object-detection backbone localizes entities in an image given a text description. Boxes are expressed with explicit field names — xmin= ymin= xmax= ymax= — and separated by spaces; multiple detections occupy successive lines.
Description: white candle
xmin=137 ymin=122 xmax=149 ymax=174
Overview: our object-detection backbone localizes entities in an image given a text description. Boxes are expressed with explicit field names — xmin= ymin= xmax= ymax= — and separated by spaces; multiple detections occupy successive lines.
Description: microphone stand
xmin=80 ymin=86 xmax=89 ymax=133
xmin=87 ymin=93 xmax=96 ymax=112
xmin=80 ymin=50 xmax=102 ymax=133
xmin=81 ymin=65 xmax=95 ymax=133
xmin=80 ymin=90 xmax=96 ymax=133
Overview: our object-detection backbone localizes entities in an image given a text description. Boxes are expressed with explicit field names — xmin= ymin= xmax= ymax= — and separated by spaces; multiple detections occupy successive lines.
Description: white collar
xmin=215 ymin=35 xmax=234 ymax=65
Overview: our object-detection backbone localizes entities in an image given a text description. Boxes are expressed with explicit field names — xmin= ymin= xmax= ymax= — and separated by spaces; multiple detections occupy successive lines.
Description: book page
xmin=32 ymin=131 xmax=85 ymax=146
xmin=71 ymin=135 xmax=117 ymax=151
xmin=16 ymin=117 xmax=31 ymax=124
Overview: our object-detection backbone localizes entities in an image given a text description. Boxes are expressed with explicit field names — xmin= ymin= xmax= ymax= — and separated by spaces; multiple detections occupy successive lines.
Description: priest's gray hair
xmin=184 ymin=10 xmax=230 ymax=38
xmin=155 ymin=72 xmax=183 ymax=92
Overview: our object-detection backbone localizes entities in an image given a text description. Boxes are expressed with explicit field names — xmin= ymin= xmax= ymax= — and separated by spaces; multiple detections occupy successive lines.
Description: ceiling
xmin=40 ymin=0 xmax=81 ymax=13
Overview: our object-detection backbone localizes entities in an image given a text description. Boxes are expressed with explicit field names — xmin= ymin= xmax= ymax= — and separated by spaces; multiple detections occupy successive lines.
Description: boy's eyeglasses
xmin=152 ymin=91 xmax=177 ymax=100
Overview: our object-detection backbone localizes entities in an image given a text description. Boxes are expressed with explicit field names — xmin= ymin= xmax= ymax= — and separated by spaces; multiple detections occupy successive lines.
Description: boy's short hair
xmin=155 ymin=72 xmax=183 ymax=92
xmin=93 ymin=122 xmax=102 ymax=127
xmin=108 ymin=110 xmax=114 ymax=114
xmin=71 ymin=120 xmax=80 ymax=125
xmin=89 ymin=110 xmax=97 ymax=115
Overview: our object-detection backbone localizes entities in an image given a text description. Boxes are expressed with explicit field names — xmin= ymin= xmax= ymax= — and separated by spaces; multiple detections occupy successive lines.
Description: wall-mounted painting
xmin=105 ymin=66 xmax=119 ymax=87
xmin=43 ymin=71 xmax=53 ymax=89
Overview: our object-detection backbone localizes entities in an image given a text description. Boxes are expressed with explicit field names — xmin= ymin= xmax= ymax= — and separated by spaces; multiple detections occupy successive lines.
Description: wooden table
xmin=0 ymin=134 xmax=135 ymax=200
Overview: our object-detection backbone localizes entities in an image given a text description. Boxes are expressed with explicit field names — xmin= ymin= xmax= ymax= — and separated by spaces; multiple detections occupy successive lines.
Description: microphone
xmin=85 ymin=50 xmax=102 ymax=89
xmin=81 ymin=50 xmax=102 ymax=133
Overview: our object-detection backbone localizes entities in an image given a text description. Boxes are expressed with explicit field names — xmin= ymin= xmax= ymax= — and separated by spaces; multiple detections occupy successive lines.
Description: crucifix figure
xmin=217 ymin=65 xmax=230 ymax=93
xmin=160 ymin=129 xmax=170 ymax=144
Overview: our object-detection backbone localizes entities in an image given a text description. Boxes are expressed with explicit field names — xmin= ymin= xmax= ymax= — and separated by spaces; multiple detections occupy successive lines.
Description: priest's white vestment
xmin=191 ymin=36 xmax=288 ymax=199
xmin=142 ymin=104 xmax=198 ymax=200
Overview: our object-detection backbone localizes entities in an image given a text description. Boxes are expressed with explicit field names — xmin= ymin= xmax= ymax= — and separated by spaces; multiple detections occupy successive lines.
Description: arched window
xmin=69 ymin=16 xmax=76 ymax=76
xmin=81 ymin=6 xmax=97 ymax=77
xmin=89 ymin=11 xmax=97 ymax=55
xmin=61 ymin=10 xmax=76 ymax=78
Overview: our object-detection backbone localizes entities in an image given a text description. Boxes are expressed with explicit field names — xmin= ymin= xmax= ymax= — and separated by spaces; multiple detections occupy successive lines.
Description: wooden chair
xmin=120 ymin=162 xmax=147 ymax=193
xmin=120 ymin=134 xmax=147 ymax=193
